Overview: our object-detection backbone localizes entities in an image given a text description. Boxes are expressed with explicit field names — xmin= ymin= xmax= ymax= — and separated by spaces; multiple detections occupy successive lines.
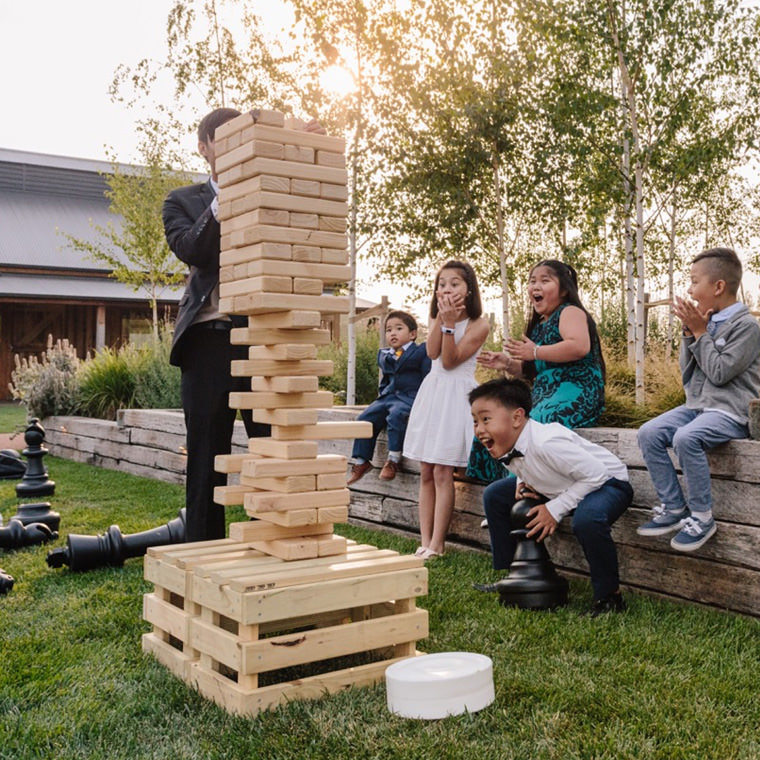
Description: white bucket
xmin=385 ymin=652 xmax=495 ymax=719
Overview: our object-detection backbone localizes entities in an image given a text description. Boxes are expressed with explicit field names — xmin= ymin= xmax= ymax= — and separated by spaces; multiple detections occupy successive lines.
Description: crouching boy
xmin=470 ymin=377 xmax=633 ymax=615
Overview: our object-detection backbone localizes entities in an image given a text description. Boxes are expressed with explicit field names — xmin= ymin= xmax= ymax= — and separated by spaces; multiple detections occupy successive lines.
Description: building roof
xmin=0 ymin=272 xmax=182 ymax=303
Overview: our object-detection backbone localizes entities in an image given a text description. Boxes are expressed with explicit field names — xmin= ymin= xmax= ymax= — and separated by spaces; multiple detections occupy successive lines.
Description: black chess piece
xmin=46 ymin=508 xmax=186 ymax=571
xmin=16 ymin=419 xmax=55 ymax=498
xmin=0 ymin=449 xmax=26 ymax=480
xmin=0 ymin=519 xmax=58 ymax=549
xmin=10 ymin=502 xmax=60 ymax=533
xmin=490 ymin=497 xmax=568 ymax=610
xmin=0 ymin=568 xmax=14 ymax=594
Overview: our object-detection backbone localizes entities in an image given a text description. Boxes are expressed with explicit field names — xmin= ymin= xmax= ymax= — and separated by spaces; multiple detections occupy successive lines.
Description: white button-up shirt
xmin=506 ymin=419 xmax=629 ymax=523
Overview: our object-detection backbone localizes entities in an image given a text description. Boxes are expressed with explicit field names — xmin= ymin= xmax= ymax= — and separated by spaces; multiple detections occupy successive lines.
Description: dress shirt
xmin=384 ymin=340 xmax=414 ymax=359
xmin=506 ymin=419 xmax=629 ymax=523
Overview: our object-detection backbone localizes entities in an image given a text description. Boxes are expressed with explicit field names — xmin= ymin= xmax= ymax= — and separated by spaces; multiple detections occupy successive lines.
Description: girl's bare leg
xmin=429 ymin=464 xmax=455 ymax=554
xmin=417 ymin=462 xmax=436 ymax=549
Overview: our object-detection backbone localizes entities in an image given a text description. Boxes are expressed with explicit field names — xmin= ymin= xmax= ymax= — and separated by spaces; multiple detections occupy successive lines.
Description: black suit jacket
xmin=163 ymin=180 xmax=226 ymax=367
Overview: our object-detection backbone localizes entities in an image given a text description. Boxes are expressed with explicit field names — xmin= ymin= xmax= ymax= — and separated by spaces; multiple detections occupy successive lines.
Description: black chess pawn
xmin=16 ymin=419 xmax=55 ymax=498
xmin=489 ymin=497 xmax=568 ymax=610
xmin=0 ymin=519 xmax=58 ymax=549
xmin=0 ymin=568 xmax=14 ymax=595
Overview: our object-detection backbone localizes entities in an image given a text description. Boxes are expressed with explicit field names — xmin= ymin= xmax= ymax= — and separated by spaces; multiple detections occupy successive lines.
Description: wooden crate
xmin=142 ymin=537 xmax=428 ymax=716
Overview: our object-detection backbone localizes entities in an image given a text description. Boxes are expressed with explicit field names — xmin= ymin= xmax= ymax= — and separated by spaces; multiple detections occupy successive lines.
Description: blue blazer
xmin=377 ymin=342 xmax=431 ymax=402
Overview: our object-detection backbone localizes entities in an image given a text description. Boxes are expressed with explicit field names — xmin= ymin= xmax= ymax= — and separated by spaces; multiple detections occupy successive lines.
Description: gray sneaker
xmin=636 ymin=505 xmax=689 ymax=536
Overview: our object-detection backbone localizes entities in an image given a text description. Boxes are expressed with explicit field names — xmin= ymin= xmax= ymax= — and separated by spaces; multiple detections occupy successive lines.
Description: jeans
xmin=637 ymin=405 xmax=748 ymax=514
xmin=483 ymin=475 xmax=632 ymax=600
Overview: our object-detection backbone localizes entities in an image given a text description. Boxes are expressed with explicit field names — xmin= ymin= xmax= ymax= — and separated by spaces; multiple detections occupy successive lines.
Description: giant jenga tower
xmin=141 ymin=110 xmax=428 ymax=716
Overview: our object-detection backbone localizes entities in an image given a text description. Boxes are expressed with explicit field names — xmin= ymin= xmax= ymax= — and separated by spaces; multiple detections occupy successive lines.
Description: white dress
xmin=402 ymin=318 xmax=478 ymax=467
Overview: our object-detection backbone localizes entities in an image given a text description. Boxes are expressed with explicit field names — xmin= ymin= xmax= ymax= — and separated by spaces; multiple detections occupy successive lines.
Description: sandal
xmin=414 ymin=546 xmax=429 ymax=557
xmin=420 ymin=548 xmax=443 ymax=560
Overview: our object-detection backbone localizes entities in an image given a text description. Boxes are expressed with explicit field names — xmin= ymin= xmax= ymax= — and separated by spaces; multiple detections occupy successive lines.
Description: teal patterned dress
xmin=465 ymin=303 xmax=605 ymax=483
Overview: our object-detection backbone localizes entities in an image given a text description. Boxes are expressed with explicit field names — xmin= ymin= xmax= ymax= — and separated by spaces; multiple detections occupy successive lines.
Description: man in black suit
xmin=162 ymin=107 xmax=266 ymax=542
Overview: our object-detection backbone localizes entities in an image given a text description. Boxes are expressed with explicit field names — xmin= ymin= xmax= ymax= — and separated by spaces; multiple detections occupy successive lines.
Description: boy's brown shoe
xmin=379 ymin=460 xmax=399 ymax=480
xmin=347 ymin=461 xmax=372 ymax=485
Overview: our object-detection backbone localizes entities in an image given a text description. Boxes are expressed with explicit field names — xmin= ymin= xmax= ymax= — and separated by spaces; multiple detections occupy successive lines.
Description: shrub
xmin=77 ymin=347 xmax=136 ymax=420
xmin=9 ymin=337 xmax=81 ymax=419
xmin=129 ymin=330 xmax=181 ymax=410
xmin=319 ymin=328 xmax=381 ymax=405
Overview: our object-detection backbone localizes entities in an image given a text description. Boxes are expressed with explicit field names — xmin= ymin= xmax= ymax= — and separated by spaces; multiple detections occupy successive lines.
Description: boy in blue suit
xmin=348 ymin=311 xmax=431 ymax=483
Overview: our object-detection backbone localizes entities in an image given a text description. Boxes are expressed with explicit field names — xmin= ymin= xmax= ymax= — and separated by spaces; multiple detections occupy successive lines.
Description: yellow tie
xmin=395 ymin=348 xmax=403 ymax=358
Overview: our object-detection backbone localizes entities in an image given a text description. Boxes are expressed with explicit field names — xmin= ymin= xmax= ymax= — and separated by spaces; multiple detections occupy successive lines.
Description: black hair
xmin=469 ymin=377 xmax=533 ymax=416
xmin=523 ymin=259 xmax=606 ymax=382
xmin=430 ymin=260 xmax=483 ymax=320
xmin=692 ymin=247 xmax=743 ymax=296
xmin=197 ymin=108 xmax=242 ymax=144
xmin=385 ymin=310 xmax=418 ymax=333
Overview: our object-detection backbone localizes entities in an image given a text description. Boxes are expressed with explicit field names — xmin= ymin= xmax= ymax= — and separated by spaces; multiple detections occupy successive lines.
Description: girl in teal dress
xmin=466 ymin=259 xmax=605 ymax=483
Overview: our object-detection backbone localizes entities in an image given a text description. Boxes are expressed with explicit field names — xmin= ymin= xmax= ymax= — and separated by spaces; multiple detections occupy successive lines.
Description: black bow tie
xmin=499 ymin=449 xmax=523 ymax=466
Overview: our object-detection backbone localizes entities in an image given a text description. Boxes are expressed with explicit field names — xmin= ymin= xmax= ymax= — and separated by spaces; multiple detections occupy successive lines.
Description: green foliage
xmin=318 ymin=328 xmax=381 ymax=405
xmin=77 ymin=348 xmax=136 ymax=421
xmin=0 ymin=402 xmax=27 ymax=435
xmin=129 ymin=331 xmax=181 ymax=410
xmin=2 ymin=460 xmax=760 ymax=759
xmin=9 ymin=337 xmax=81 ymax=419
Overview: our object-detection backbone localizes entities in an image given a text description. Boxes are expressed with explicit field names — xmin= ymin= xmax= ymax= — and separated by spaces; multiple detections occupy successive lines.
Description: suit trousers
xmin=180 ymin=324 xmax=269 ymax=541
xmin=352 ymin=395 xmax=413 ymax=461
xmin=483 ymin=474 xmax=632 ymax=600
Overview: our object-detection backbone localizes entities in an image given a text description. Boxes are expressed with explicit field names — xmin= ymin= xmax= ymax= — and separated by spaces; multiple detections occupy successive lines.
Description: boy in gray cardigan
xmin=637 ymin=247 xmax=760 ymax=551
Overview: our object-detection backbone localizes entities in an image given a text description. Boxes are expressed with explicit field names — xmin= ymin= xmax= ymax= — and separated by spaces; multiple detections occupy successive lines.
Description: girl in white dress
xmin=403 ymin=260 xmax=490 ymax=559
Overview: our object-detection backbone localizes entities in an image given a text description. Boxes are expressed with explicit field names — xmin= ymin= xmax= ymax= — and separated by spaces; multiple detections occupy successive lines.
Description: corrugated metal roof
xmin=0 ymin=272 xmax=182 ymax=303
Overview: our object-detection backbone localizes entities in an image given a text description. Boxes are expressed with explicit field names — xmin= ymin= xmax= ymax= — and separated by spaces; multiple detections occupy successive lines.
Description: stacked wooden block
xmin=142 ymin=109 xmax=428 ymax=715
xmin=212 ymin=108 xmax=367 ymax=561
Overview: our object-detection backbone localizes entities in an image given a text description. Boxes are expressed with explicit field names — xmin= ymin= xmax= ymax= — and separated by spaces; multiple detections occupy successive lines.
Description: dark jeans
xmin=351 ymin=395 xmax=412 ymax=461
xmin=180 ymin=324 xmax=269 ymax=542
xmin=483 ymin=475 xmax=632 ymax=600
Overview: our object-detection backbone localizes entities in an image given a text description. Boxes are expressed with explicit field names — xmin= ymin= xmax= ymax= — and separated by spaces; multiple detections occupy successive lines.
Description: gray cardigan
xmin=681 ymin=304 xmax=760 ymax=424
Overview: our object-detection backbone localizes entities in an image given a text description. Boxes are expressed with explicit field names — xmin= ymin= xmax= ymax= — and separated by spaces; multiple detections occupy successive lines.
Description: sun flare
xmin=319 ymin=64 xmax=356 ymax=97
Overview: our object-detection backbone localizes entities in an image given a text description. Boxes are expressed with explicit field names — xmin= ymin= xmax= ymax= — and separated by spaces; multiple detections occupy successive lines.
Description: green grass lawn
xmin=0 ymin=401 xmax=28 ymax=436
xmin=2 ymin=458 xmax=759 ymax=760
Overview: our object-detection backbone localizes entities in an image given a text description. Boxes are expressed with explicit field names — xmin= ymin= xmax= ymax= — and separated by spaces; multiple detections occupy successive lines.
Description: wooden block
xmin=217 ymin=156 xmax=348 ymax=187
xmin=319 ymin=216 xmax=347 ymax=233
xmin=232 ymin=326 xmax=330 ymax=346
xmin=228 ymin=259 xmax=350 ymax=284
xmin=248 ymin=344 xmax=318 ymax=361
xmin=214 ymin=484 xmax=257 ymax=506
xmin=284 ymin=145 xmax=315 ymax=163
xmin=240 ymin=473 xmax=316 ymax=493
xmin=283 ymin=116 xmax=307 ymax=130
xmin=292 ymin=179 xmax=321 ymax=197
xmin=242 ymin=454 xmax=346 ymax=479
xmin=256 ymin=109 xmax=286 ymax=127
xmin=250 ymin=508 xmax=318 ymax=526
xmin=224 ymin=173 xmax=289 ymax=195
xmin=232 ymin=390 xmax=332 ymax=410
xmin=214 ymin=111 xmax=257 ymax=141
xmin=223 ymin=224 xmax=346 ymax=251
xmin=247 ymin=438 xmax=319 ymax=459
xmin=318 ymin=506 xmax=350 ymax=523
xmin=216 ymin=140 xmax=285 ymax=173
xmin=220 ymin=276 xmax=292 ymax=298
xmin=230 ymin=359 xmax=332 ymax=377
xmin=251 ymin=408 xmax=321 ymax=426
xmin=271 ymin=421 xmax=373 ymax=440
xmin=251 ymin=376 xmax=320 ymax=393
xmin=215 ymin=453 xmax=260 ymax=474
xmin=142 ymin=633 xmax=195 ymax=681
xmin=292 ymin=245 xmax=323 ymax=262
xmin=219 ymin=292 xmax=350 ymax=316
xmin=320 ymin=182 xmax=348 ymax=201
xmin=245 ymin=488 xmax=350 ymax=513
xmin=320 ymin=248 xmax=349 ymax=264
xmin=318 ymin=472 xmax=347 ymax=490
xmin=228 ymin=520 xmax=333 ymax=542
xmin=143 ymin=593 xmax=192 ymax=643
xmin=317 ymin=150 xmax=347 ymax=168
xmin=220 ymin=242 xmax=292 ymax=267
xmin=219 ymin=200 xmax=290 ymax=225
xmin=248 ymin=311 xmax=322 ymax=329
xmin=318 ymin=535 xmax=348 ymax=557
xmin=293 ymin=278 xmax=323 ymax=295
xmin=250 ymin=124 xmax=345 ymax=154
xmin=250 ymin=536 xmax=320 ymax=561
xmin=290 ymin=213 xmax=319 ymax=229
